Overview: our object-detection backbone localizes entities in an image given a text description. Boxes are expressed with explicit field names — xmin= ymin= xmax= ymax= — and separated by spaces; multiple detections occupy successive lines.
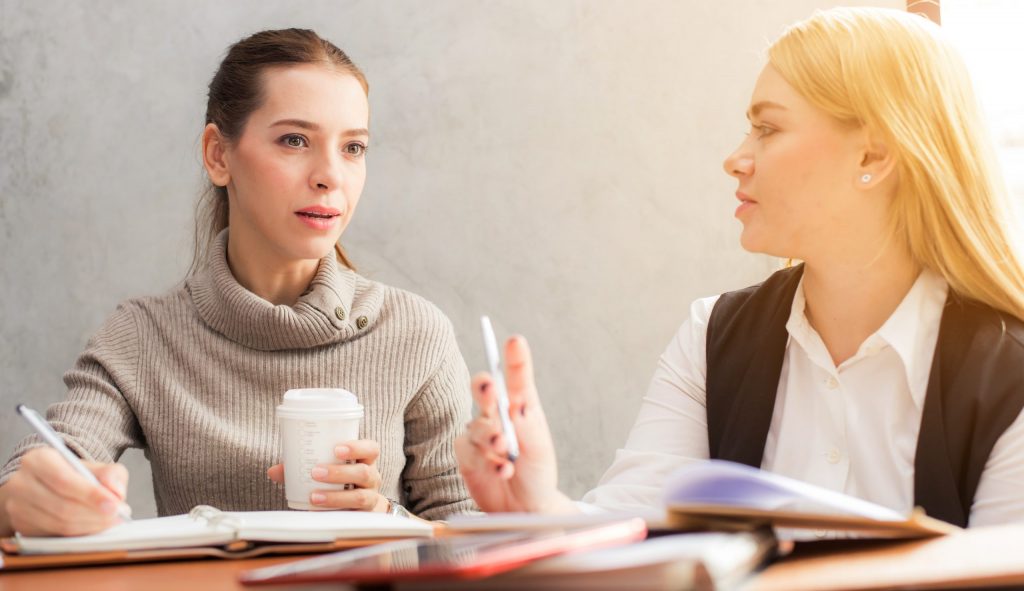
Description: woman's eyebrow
xmin=269 ymin=119 xmax=369 ymax=137
xmin=745 ymin=101 xmax=788 ymax=120
xmin=270 ymin=118 xmax=319 ymax=130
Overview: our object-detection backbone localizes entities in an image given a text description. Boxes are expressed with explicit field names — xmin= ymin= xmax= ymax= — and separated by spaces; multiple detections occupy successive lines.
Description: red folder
xmin=238 ymin=517 xmax=648 ymax=586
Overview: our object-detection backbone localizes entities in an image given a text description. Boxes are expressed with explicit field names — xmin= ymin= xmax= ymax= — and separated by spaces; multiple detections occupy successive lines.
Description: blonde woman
xmin=456 ymin=7 xmax=1024 ymax=528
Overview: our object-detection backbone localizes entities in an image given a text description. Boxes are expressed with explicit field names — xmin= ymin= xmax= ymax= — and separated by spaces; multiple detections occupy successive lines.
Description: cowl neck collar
xmin=187 ymin=231 xmax=378 ymax=351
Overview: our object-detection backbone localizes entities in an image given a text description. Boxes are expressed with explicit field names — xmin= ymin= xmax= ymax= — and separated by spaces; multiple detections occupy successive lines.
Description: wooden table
xmin=0 ymin=556 xmax=333 ymax=591
xmin=746 ymin=524 xmax=1024 ymax=591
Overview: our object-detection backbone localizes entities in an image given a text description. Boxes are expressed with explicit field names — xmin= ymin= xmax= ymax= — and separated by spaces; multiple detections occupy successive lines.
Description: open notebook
xmin=664 ymin=460 xmax=958 ymax=538
xmin=0 ymin=505 xmax=433 ymax=570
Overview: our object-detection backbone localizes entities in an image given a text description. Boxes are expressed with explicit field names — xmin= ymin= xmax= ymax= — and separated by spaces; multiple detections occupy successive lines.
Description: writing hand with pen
xmin=1 ymin=406 xmax=131 ymax=537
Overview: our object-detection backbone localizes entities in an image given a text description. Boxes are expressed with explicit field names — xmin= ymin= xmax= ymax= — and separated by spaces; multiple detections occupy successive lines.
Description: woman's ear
xmin=202 ymin=123 xmax=231 ymax=187
xmin=856 ymin=130 xmax=896 ymax=190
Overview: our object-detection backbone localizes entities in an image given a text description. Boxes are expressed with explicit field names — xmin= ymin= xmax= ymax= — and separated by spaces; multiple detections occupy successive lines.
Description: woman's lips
xmin=295 ymin=207 xmax=342 ymax=230
xmin=735 ymin=192 xmax=756 ymax=218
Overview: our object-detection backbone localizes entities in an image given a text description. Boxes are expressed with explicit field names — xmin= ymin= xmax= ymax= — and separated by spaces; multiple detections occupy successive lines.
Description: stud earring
xmin=861 ymin=174 xmax=873 ymax=183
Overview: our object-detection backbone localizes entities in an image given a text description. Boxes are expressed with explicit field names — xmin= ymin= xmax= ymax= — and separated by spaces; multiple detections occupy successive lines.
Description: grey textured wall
xmin=0 ymin=0 xmax=899 ymax=518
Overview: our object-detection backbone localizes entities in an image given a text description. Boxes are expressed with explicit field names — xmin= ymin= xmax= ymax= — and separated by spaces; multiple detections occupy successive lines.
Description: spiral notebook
xmin=0 ymin=505 xmax=434 ymax=570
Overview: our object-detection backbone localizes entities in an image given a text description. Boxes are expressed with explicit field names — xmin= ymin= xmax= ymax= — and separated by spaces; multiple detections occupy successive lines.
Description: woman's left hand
xmin=267 ymin=439 xmax=389 ymax=512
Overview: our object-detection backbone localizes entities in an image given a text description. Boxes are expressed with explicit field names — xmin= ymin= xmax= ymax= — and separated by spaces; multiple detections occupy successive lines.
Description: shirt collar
xmin=875 ymin=268 xmax=948 ymax=409
xmin=785 ymin=268 xmax=949 ymax=409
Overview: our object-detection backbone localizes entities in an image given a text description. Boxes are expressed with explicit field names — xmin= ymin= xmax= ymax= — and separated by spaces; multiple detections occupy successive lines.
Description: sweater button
xmin=334 ymin=307 xmax=346 ymax=321
xmin=356 ymin=316 xmax=369 ymax=330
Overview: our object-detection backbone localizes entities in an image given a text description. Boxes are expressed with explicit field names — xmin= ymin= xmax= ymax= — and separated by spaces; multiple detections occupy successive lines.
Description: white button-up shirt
xmin=581 ymin=270 xmax=1024 ymax=526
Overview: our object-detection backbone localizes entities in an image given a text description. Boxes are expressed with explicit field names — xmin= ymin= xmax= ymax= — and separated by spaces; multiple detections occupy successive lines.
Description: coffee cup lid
xmin=278 ymin=388 xmax=364 ymax=417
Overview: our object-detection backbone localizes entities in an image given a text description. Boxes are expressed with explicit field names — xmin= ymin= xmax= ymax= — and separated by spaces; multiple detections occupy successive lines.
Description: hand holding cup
xmin=269 ymin=388 xmax=387 ymax=511
xmin=267 ymin=438 xmax=387 ymax=512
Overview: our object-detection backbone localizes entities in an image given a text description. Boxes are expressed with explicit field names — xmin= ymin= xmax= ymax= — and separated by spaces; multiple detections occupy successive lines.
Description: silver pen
xmin=16 ymin=404 xmax=132 ymax=522
xmin=480 ymin=316 xmax=520 ymax=462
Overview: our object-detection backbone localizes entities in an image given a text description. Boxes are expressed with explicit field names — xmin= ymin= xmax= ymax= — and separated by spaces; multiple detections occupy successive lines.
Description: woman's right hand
xmin=0 ymin=447 xmax=130 ymax=536
xmin=454 ymin=335 xmax=577 ymax=514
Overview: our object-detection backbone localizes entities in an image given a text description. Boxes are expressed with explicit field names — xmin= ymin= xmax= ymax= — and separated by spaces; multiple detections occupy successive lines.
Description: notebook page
xmin=664 ymin=460 xmax=905 ymax=520
xmin=227 ymin=510 xmax=434 ymax=542
xmin=446 ymin=509 xmax=667 ymax=532
xmin=14 ymin=514 xmax=234 ymax=554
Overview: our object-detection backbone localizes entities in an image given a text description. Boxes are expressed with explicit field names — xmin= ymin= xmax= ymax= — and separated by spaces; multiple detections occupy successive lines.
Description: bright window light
xmin=942 ymin=1 xmax=1024 ymax=205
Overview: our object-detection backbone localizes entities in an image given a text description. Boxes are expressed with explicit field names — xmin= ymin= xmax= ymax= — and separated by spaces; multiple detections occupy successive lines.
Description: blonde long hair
xmin=769 ymin=7 xmax=1024 ymax=320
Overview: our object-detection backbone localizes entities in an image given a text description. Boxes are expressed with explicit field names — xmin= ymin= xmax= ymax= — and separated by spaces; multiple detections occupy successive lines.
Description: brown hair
xmin=190 ymin=28 xmax=368 ymax=276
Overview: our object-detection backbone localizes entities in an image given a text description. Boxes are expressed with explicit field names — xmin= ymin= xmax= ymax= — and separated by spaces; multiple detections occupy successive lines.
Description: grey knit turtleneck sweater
xmin=1 ymin=232 xmax=476 ymax=520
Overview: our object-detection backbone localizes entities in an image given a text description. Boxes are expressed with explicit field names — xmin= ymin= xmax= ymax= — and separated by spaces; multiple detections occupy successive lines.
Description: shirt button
xmin=826 ymin=376 xmax=839 ymax=389
xmin=826 ymin=448 xmax=841 ymax=464
xmin=814 ymin=529 xmax=828 ymax=539
xmin=356 ymin=316 xmax=369 ymax=330
xmin=334 ymin=307 xmax=346 ymax=321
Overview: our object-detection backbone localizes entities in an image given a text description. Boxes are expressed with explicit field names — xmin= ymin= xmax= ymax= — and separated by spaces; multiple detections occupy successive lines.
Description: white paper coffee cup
xmin=277 ymin=388 xmax=364 ymax=510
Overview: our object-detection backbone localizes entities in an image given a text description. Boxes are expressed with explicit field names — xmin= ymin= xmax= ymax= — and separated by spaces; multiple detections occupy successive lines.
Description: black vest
xmin=706 ymin=264 xmax=1024 ymax=527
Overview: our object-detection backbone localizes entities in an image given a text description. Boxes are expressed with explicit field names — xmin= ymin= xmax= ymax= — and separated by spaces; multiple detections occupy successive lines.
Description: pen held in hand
xmin=16 ymin=404 xmax=133 ymax=523
xmin=480 ymin=316 xmax=521 ymax=462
